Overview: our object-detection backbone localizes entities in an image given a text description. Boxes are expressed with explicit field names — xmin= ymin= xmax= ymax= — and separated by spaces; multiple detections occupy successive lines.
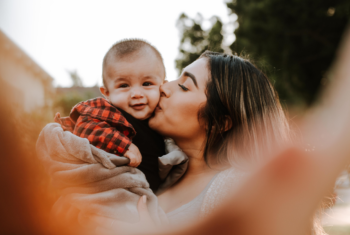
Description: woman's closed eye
xmin=178 ymin=83 xmax=189 ymax=91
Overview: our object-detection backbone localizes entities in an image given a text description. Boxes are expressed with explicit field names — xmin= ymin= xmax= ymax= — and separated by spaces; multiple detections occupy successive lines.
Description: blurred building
xmin=0 ymin=30 xmax=54 ymax=113
xmin=56 ymin=86 xmax=101 ymax=98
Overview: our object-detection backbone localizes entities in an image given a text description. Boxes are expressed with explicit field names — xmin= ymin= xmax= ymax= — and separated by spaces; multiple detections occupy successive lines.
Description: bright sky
xmin=0 ymin=0 xmax=236 ymax=87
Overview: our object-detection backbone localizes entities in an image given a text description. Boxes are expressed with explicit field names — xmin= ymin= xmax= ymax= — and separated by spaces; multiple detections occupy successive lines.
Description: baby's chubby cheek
xmin=147 ymin=88 xmax=161 ymax=111
xmin=108 ymin=93 xmax=129 ymax=109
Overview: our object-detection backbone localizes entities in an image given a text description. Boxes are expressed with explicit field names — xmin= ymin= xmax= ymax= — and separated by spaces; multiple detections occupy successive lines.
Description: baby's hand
xmin=124 ymin=143 xmax=142 ymax=167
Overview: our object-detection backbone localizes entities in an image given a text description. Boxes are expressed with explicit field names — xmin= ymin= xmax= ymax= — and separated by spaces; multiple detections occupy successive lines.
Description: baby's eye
xmin=119 ymin=84 xmax=129 ymax=88
xmin=143 ymin=82 xmax=152 ymax=86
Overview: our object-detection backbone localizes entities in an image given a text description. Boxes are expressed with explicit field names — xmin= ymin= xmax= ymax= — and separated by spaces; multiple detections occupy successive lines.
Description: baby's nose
xmin=131 ymin=88 xmax=144 ymax=98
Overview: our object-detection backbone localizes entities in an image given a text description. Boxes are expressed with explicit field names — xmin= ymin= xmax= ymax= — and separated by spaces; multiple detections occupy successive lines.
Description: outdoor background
xmin=0 ymin=0 xmax=349 ymax=234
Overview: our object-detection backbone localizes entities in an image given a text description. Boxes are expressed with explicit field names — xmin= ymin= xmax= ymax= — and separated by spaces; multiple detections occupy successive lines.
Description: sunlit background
xmin=0 ymin=0 xmax=235 ymax=87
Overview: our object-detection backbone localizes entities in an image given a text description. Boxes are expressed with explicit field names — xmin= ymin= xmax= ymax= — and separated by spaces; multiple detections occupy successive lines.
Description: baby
xmin=55 ymin=39 xmax=168 ymax=192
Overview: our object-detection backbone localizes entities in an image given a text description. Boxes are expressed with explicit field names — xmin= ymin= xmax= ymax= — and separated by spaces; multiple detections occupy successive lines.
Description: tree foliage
xmin=53 ymin=71 xmax=100 ymax=116
xmin=175 ymin=13 xmax=224 ymax=74
xmin=227 ymin=0 xmax=350 ymax=105
xmin=53 ymin=92 xmax=86 ymax=116
xmin=176 ymin=1 xmax=350 ymax=106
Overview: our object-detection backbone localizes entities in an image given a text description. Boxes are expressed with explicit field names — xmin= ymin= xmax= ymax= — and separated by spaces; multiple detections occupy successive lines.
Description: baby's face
xmin=102 ymin=50 xmax=165 ymax=120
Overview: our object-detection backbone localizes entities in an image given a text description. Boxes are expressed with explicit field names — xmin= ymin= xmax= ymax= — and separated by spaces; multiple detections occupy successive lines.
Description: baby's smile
xmin=130 ymin=103 xmax=147 ymax=110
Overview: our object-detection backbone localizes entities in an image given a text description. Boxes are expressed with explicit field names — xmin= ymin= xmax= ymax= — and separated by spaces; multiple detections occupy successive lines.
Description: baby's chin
xmin=148 ymin=112 xmax=165 ymax=134
xmin=129 ymin=110 xmax=154 ymax=120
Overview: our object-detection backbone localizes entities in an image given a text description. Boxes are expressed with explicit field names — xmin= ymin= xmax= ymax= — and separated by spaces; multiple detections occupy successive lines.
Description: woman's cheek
xmin=169 ymin=95 xmax=197 ymax=124
xmin=178 ymin=96 xmax=206 ymax=131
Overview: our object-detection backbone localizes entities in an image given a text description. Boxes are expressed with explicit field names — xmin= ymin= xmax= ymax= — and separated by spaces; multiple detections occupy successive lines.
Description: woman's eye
xmin=143 ymin=82 xmax=152 ymax=86
xmin=119 ymin=84 xmax=129 ymax=88
xmin=178 ymin=84 xmax=189 ymax=91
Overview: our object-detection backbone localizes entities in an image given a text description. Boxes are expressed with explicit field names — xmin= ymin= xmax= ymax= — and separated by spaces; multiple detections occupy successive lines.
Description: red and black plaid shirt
xmin=54 ymin=98 xmax=136 ymax=155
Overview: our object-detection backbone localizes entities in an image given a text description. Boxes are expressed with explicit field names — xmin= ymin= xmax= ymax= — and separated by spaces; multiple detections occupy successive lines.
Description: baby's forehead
xmin=105 ymin=52 xmax=165 ymax=80
xmin=105 ymin=62 xmax=164 ymax=78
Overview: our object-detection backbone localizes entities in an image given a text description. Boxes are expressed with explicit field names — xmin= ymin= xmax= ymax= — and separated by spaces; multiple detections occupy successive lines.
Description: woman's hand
xmin=92 ymin=195 xmax=161 ymax=235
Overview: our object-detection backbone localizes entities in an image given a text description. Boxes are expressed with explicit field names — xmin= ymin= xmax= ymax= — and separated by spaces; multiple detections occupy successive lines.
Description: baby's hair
xmin=102 ymin=38 xmax=165 ymax=88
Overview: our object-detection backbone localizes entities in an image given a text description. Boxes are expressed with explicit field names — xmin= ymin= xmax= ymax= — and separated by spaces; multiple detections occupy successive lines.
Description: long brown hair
xmin=199 ymin=51 xmax=290 ymax=166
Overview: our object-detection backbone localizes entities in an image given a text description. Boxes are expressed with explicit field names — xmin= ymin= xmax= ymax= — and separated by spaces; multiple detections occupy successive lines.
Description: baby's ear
xmin=99 ymin=86 xmax=109 ymax=99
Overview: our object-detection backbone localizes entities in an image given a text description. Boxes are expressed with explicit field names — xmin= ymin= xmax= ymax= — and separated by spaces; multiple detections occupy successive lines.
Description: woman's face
xmin=149 ymin=58 xmax=209 ymax=141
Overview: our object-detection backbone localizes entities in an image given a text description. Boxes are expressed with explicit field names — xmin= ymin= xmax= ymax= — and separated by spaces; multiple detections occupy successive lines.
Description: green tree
xmin=53 ymin=71 xmax=101 ymax=116
xmin=53 ymin=92 xmax=86 ymax=116
xmin=227 ymin=0 xmax=350 ymax=106
xmin=176 ymin=13 xmax=225 ymax=74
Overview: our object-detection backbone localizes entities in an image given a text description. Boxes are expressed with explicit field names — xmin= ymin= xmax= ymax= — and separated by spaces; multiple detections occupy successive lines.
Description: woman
xmin=96 ymin=49 xmax=333 ymax=235
xmin=150 ymin=51 xmax=289 ymax=223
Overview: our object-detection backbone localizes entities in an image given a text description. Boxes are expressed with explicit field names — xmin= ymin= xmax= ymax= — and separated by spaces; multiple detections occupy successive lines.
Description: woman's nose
xmin=160 ymin=80 xmax=173 ymax=98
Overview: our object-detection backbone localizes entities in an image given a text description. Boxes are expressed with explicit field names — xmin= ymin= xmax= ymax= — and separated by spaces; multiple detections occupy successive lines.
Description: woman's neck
xmin=157 ymin=137 xmax=220 ymax=212
xmin=175 ymin=138 xmax=218 ymax=177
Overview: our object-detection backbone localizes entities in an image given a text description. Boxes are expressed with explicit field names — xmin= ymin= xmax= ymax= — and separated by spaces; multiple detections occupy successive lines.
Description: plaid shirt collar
xmin=67 ymin=97 xmax=136 ymax=136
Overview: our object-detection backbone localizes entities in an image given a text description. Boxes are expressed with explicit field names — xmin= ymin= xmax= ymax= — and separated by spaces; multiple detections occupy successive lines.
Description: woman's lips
xmin=131 ymin=104 xmax=146 ymax=110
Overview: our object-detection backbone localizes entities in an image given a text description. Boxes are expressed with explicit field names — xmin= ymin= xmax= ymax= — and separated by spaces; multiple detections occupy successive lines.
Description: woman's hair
xmin=199 ymin=51 xmax=329 ymax=235
xmin=199 ymin=51 xmax=290 ymax=166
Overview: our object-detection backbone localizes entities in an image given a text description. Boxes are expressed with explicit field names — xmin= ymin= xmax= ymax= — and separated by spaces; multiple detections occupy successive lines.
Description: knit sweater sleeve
xmin=200 ymin=168 xmax=246 ymax=217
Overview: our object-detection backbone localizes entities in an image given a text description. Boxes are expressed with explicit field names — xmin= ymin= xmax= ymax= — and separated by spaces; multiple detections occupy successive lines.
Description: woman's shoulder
xmin=200 ymin=168 xmax=246 ymax=217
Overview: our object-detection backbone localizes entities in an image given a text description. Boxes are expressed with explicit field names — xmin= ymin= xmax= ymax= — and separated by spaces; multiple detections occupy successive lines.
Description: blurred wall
xmin=0 ymin=30 xmax=54 ymax=113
